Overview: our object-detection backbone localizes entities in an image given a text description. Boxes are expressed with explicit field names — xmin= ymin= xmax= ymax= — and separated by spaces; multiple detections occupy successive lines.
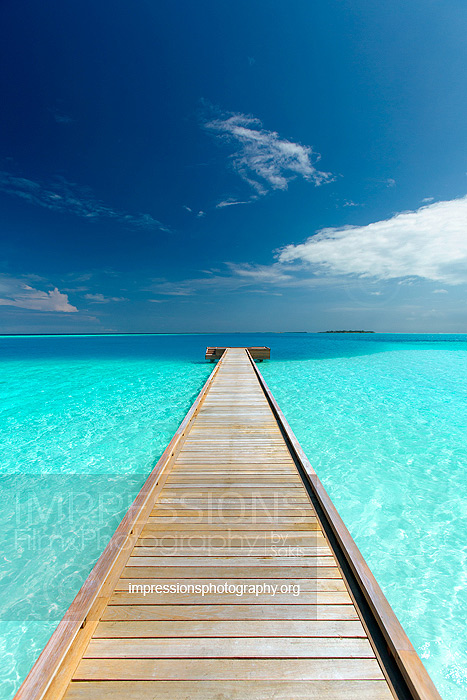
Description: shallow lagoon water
xmin=1 ymin=333 xmax=467 ymax=699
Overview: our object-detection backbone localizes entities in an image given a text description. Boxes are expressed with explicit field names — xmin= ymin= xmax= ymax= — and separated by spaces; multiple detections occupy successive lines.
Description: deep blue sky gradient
xmin=1 ymin=0 xmax=467 ymax=332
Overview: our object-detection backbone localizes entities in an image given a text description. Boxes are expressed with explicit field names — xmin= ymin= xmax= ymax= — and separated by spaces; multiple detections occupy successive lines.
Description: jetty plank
xmin=93 ymin=619 xmax=366 ymax=637
xmin=72 ymin=657 xmax=386 ymax=681
xmin=82 ymin=636 xmax=375 ymax=658
xmin=101 ymin=603 xmax=360 ymax=622
xmin=64 ymin=679 xmax=394 ymax=700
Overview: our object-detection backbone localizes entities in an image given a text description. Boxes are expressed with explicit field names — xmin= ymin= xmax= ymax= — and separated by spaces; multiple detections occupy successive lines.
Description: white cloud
xmin=226 ymin=262 xmax=293 ymax=284
xmin=146 ymin=262 xmax=346 ymax=299
xmin=216 ymin=198 xmax=251 ymax=209
xmin=146 ymin=263 xmax=294 ymax=298
xmin=61 ymin=286 xmax=90 ymax=293
xmin=278 ymin=196 xmax=467 ymax=285
xmin=433 ymin=289 xmax=448 ymax=294
xmin=0 ymin=276 xmax=78 ymax=312
xmin=422 ymin=196 xmax=434 ymax=203
xmin=183 ymin=205 xmax=207 ymax=218
xmin=0 ymin=171 xmax=170 ymax=232
xmin=203 ymin=108 xmax=333 ymax=196
xmin=146 ymin=281 xmax=194 ymax=296
xmin=83 ymin=293 xmax=128 ymax=303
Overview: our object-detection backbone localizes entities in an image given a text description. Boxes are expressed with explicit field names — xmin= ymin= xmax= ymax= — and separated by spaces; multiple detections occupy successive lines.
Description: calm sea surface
xmin=1 ymin=333 xmax=466 ymax=699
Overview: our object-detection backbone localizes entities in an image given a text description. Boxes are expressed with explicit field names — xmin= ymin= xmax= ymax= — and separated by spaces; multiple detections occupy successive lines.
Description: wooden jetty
xmin=15 ymin=348 xmax=440 ymax=700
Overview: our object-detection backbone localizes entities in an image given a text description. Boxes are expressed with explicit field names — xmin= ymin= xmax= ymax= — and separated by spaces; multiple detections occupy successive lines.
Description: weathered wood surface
xmin=63 ymin=680 xmax=396 ymax=700
xmin=15 ymin=347 xmax=440 ymax=700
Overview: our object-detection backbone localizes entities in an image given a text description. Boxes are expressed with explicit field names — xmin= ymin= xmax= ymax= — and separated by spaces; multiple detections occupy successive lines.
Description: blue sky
xmin=1 ymin=0 xmax=467 ymax=333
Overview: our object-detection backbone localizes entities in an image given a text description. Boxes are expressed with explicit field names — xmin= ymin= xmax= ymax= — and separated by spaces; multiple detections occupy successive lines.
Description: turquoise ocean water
xmin=1 ymin=333 xmax=466 ymax=699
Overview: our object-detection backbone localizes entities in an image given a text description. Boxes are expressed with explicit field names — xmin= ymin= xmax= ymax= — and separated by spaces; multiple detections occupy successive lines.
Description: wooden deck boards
xmin=62 ymin=348 xmax=393 ymax=699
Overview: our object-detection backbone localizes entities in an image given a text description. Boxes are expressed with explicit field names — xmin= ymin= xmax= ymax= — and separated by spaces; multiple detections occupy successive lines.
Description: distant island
xmin=319 ymin=330 xmax=375 ymax=333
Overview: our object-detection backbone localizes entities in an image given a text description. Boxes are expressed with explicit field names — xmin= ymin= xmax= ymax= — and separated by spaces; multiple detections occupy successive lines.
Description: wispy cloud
xmin=146 ymin=280 xmax=195 ymax=296
xmin=83 ymin=293 xmax=129 ymax=303
xmin=145 ymin=262 xmax=336 ymax=299
xmin=183 ymin=204 xmax=207 ymax=218
xmin=146 ymin=264 xmax=290 ymax=298
xmin=203 ymin=107 xmax=333 ymax=197
xmin=52 ymin=112 xmax=75 ymax=125
xmin=0 ymin=171 xmax=170 ymax=232
xmin=278 ymin=196 xmax=467 ymax=285
xmin=226 ymin=262 xmax=293 ymax=284
xmin=0 ymin=276 xmax=78 ymax=312
xmin=216 ymin=198 xmax=251 ymax=209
